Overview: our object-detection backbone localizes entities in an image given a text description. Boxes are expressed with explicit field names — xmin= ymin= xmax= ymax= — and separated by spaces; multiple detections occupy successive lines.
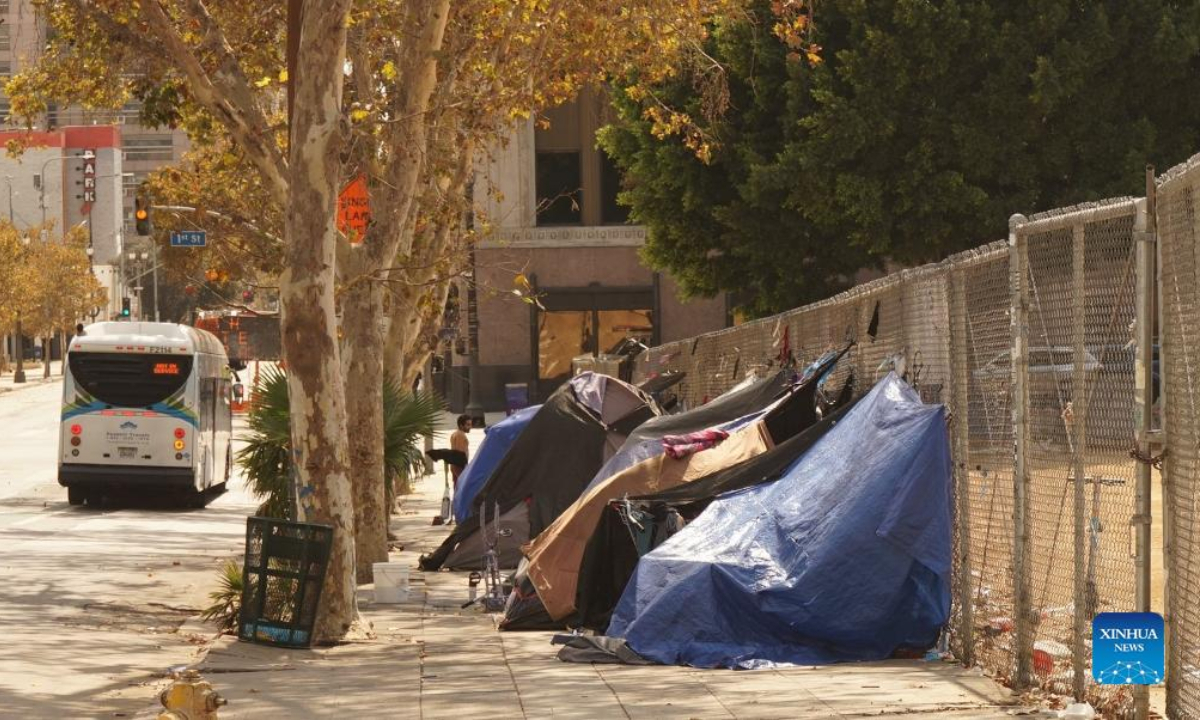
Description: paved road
xmin=0 ymin=378 xmax=257 ymax=717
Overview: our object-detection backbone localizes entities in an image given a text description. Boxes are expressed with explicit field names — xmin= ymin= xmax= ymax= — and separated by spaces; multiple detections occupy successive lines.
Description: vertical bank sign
xmin=81 ymin=148 xmax=97 ymax=212
xmin=1092 ymin=612 xmax=1164 ymax=684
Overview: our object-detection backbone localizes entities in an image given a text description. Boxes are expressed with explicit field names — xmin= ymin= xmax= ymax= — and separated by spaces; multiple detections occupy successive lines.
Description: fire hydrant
xmin=158 ymin=669 xmax=227 ymax=720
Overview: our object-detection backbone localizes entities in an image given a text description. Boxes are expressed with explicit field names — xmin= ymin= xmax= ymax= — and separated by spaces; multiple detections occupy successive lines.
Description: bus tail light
xmin=70 ymin=424 xmax=82 ymax=436
xmin=173 ymin=428 xmax=186 ymax=439
xmin=173 ymin=439 xmax=185 ymax=451
xmin=70 ymin=437 xmax=81 ymax=447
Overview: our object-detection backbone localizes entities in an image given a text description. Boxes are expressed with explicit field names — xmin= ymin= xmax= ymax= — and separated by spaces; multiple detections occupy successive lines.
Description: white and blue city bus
xmin=58 ymin=322 xmax=233 ymax=507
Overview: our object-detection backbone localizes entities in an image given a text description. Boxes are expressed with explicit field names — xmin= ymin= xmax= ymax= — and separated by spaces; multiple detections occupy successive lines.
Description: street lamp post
xmin=138 ymin=250 xmax=149 ymax=321
xmin=38 ymin=155 xmax=72 ymax=229
xmin=13 ymin=236 xmax=31 ymax=383
xmin=4 ymin=176 xmax=18 ymax=382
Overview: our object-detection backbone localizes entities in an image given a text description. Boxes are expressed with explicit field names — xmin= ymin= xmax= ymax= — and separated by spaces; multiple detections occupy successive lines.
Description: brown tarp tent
xmin=522 ymin=421 xmax=775 ymax=621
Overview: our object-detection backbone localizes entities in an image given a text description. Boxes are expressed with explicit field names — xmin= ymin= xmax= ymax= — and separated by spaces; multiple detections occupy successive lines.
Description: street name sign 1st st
xmin=170 ymin=230 xmax=207 ymax=247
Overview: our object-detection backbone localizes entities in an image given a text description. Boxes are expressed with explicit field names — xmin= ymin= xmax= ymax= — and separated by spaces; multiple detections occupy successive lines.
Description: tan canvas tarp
xmin=522 ymin=422 xmax=774 ymax=621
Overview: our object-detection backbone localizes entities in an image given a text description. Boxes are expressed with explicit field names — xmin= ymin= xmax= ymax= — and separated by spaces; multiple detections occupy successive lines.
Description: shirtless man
xmin=449 ymin=414 xmax=471 ymax=486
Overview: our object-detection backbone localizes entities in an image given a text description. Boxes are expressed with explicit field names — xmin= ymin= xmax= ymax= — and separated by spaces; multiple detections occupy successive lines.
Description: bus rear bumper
xmin=58 ymin=464 xmax=196 ymax=491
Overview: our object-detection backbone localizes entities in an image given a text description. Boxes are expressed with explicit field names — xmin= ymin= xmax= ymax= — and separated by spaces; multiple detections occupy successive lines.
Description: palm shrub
xmin=236 ymin=364 xmax=294 ymax=519
xmin=200 ymin=559 xmax=244 ymax=632
xmin=237 ymin=365 xmax=443 ymax=519
xmin=383 ymin=377 xmax=444 ymax=498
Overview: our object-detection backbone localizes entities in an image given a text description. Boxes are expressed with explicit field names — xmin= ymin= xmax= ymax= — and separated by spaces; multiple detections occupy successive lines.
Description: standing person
xmin=449 ymin=414 xmax=471 ymax=487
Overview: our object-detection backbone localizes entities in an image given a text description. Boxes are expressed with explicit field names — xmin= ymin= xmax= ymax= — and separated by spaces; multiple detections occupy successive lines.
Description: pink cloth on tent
xmin=661 ymin=429 xmax=730 ymax=459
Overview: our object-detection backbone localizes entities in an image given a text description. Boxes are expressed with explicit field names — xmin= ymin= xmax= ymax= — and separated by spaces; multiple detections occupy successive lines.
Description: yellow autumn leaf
xmin=254 ymin=76 xmax=272 ymax=88
xmin=381 ymin=61 xmax=397 ymax=81
xmin=350 ymin=108 xmax=370 ymax=122
xmin=278 ymin=69 xmax=288 ymax=83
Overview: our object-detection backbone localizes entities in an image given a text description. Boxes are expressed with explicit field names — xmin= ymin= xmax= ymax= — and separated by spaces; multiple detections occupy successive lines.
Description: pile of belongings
xmin=555 ymin=373 xmax=953 ymax=668
xmin=419 ymin=372 xmax=657 ymax=571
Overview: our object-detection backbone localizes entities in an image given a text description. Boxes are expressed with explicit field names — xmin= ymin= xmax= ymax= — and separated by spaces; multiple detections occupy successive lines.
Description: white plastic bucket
xmin=373 ymin=563 xmax=410 ymax=604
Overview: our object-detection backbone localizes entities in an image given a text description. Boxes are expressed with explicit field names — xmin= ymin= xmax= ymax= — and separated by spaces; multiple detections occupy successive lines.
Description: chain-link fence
xmin=1012 ymin=200 xmax=1142 ymax=713
xmin=1159 ymin=153 xmax=1200 ymax=720
xmin=632 ymin=193 xmax=1163 ymax=716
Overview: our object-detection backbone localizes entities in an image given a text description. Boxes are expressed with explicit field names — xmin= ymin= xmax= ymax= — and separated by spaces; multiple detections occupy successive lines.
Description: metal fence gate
xmin=629 ymin=162 xmax=1200 ymax=715
xmin=1159 ymin=154 xmax=1200 ymax=720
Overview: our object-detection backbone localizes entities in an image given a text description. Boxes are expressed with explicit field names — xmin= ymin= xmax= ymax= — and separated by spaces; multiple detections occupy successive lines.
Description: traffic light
xmin=120 ymin=297 xmax=131 ymax=318
xmin=134 ymin=197 xmax=152 ymax=236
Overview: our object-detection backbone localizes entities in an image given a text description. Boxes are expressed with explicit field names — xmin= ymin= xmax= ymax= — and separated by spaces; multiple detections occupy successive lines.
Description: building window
xmin=600 ymin=152 xmax=630 ymax=225
xmin=0 ymin=2 xmax=10 ymax=13
xmin=119 ymin=102 xmax=143 ymax=125
xmin=122 ymin=172 xmax=146 ymax=197
xmin=0 ymin=26 xmax=11 ymax=53
xmin=124 ymin=135 xmax=174 ymax=162
xmin=535 ymin=151 xmax=582 ymax=226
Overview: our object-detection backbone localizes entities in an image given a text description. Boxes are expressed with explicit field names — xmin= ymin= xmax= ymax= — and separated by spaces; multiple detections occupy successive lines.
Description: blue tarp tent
xmin=452 ymin=404 xmax=540 ymax=521
xmin=607 ymin=374 xmax=952 ymax=669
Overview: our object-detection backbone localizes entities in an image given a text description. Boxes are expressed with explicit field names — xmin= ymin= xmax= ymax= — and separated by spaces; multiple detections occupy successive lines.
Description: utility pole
xmin=152 ymin=241 xmax=160 ymax=321
xmin=119 ymin=230 xmax=127 ymax=321
xmin=7 ymin=182 xmax=23 ymax=384
xmin=463 ymin=181 xmax=484 ymax=428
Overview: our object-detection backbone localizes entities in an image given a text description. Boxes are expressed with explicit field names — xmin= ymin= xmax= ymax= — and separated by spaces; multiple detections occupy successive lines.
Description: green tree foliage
xmin=603 ymin=0 xmax=1200 ymax=317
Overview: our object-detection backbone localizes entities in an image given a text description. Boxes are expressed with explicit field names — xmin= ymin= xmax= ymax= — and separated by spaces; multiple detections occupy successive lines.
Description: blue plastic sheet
xmin=607 ymin=374 xmax=952 ymax=669
xmin=452 ymin=404 xmax=540 ymax=521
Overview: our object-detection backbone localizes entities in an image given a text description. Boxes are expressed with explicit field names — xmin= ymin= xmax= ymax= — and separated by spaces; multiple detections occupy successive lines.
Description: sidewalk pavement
xmin=168 ymin=418 xmax=1046 ymax=719
xmin=0 ymin=361 xmax=63 ymax=394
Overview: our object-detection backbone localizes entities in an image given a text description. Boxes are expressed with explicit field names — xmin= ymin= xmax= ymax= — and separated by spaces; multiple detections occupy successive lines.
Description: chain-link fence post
xmin=1011 ymin=213 xmax=1034 ymax=689
xmin=1071 ymin=223 xmax=1088 ymax=701
xmin=950 ymin=267 xmax=975 ymax=666
xmin=1133 ymin=181 xmax=1157 ymax=720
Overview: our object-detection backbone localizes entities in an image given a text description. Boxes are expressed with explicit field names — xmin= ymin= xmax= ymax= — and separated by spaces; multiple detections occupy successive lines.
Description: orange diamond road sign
xmin=337 ymin=174 xmax=370 ymax=244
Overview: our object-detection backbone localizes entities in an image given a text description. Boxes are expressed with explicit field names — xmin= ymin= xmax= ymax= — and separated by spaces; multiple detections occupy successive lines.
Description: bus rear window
xmin=68 ymin=352 xmax=194 ymax=408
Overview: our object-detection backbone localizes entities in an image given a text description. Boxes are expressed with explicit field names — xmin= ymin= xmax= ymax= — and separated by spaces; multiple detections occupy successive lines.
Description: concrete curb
xmin=0 ymin=373 xmax=62 ymax=395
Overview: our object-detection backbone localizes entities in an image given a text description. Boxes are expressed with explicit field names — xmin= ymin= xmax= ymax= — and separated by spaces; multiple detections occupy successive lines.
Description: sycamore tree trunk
xmin=43 ymin=337 xmax=51 ymax=378
xmin=280 ymin=0 xmax=357 ymax=643
xmin=332 ymin=0 xmax=449 ymax=583
xmin=341 ymin=274 xmax=387 ymax=583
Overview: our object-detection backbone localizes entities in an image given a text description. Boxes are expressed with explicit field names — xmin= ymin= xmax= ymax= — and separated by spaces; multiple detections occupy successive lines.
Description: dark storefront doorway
xmin=533 ymin=287 xmax=656 ymax=401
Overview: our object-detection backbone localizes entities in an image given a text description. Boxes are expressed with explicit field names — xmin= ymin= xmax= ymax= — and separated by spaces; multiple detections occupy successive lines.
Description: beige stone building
xmin=451 ymin=92 xmax=728 ymax=411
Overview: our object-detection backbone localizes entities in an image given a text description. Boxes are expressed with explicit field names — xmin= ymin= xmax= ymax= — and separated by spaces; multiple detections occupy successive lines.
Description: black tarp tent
xmin=418 ymin=373 xmax=656 ymax=571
